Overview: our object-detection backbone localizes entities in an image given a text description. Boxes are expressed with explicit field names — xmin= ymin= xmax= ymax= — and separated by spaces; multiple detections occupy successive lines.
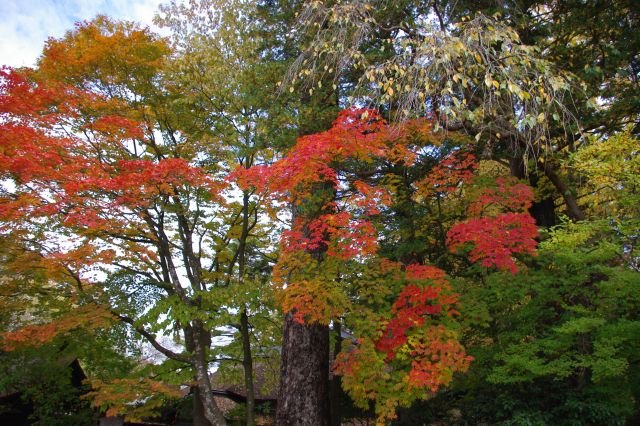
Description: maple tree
xmin=0 ymin=16 xmax=279 ymax=426
xmin=233 ymin=107 xmax=540 ymax=422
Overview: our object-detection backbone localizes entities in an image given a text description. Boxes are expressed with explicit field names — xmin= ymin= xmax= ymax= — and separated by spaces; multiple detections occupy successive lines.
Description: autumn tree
xmin=0 ymin=236 xmax=140 ymax=425
xmin=421 ymin=131 xmax=640 ymax=424
xmin=233 ymin=107 xmax=542 ymax=423
xmin=0 ymin=15 xmax=278 ymax=425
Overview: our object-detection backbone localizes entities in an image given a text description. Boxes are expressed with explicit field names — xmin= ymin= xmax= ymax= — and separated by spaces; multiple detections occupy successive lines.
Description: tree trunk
xmin=275 ymin=89 xmax=337 ymax=426
xmin=240 ymin=309 xmax=256 ymax=426
xmin=277 ymin=311 xmax=330 ymax=426
xmin=543 ymin=165 xmax=586 ymax=221
xmin=237 ymin=190 xmax=256 ymax=426
xmin=184 ymin=325 xmax=218 ymax=426
xmin=509 ymin=156 xmax=557 ymax=227
xmin=192 ymin=322 xmax=228 ymax=426
xmin=329 ymin=321 xmax=343 ymax=426
xmin=192 ymin=387 xmax=213 ymax=426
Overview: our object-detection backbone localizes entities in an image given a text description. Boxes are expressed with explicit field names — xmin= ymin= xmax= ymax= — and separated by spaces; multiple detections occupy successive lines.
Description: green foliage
xmin=0 ymin=328 xmax=136 ymax=425
xmin=421 ymin=217 xmax=640 ymax=424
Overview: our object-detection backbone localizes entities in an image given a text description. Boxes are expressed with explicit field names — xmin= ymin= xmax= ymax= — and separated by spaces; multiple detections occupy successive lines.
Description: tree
xmin=386 ymin=118 xmax=640 ymax=426
xmin=155 ymin=2 xmax=291 ymax=423
xmin=284 ymin=1 xmax=604 ymax=224
xmin=235 ymin=107 xmax=540 ymax=422
xmin=0 ymin=237 xmax=139 ymax=425
xmin=0 ymin=16 xmax=278 ymax=425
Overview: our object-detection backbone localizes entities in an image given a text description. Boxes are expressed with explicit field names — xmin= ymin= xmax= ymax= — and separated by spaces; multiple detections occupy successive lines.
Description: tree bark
xmin=276 ymin=311 xmax=330 ymax=426
xmin=509 ymin=156 xmax=557 ymax=227
xmin=237 ymin=190 xmax=256 ymax=426
xmin=192 ymin=387 xmax=213 ymax=426
xmin=192 ymin=322 xmax=228 ymax=426
xmin=240 ymin=309 xmax=256 ymax=426
xmin=543 ymin=164 xmax=586 ymax=221
xmin=275 ymin=84 xmax=337 ymax=426
xmin=329 ymin=321 xmax=343 ymax=426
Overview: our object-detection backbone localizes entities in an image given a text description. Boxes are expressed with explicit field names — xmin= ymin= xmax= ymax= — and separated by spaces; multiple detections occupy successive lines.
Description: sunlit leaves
xmin=572 ymin=130 xmax=640 ymax=218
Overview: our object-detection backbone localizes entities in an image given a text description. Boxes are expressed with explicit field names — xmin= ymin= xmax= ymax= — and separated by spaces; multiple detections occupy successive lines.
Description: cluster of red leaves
xmin=0 ymin=69 xmax=223 ymax=233
xmin=281 ymin=212 xmax=379 ymax=260
xmin=350 ymin=180 xmax=393 ymax=215
xmin=447 ymin=212 xmax=538 ymax=274
xmin=232 ymin=107 xmax=410 ymax=201
xmin=467 ymin=176 xmax=535 ymax=216
xmin=333 ymin=262 xmax=472 ymax=421
xmin=85 ymin=115 xmax=146 ymax=140
xmin=333 ymin=326 xmax=471 ymax=419
xmin=446 ymin=173 xmax=539 ymax=274
xmin=61 ymin=158 xmax=220 ymax=209
xmin=411 ymin=148 xmax=539 ymax=274
xmin=375 ymin=264 xmax=459 ymax=360
xmin=415 ymin=150 xmax=477 ymax=195
xmin=234 ymin=108 xmax=416 ymax=322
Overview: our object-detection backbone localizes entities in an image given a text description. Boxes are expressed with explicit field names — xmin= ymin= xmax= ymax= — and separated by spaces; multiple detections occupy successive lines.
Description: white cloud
xmin=0 ymin=0 xmax=165 ymax=68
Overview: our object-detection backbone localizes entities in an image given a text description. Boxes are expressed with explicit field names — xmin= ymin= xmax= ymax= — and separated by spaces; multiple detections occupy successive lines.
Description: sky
xmin=0 ymin=0 xmax=165 ymax=68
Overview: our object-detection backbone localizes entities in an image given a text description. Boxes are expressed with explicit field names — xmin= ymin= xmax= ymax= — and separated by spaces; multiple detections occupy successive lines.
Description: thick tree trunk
xmin=192 ymin=387 xmax=212 ymax=426
xmin=276 ymin=311 xmax=330 ymax=426
xmin=543 ymin=165 xmax=585 ymax=221
xmin=192 ymin=322 xmax=228 ymax=426
xmin=275 ymin=92 xmax=337 ymax=426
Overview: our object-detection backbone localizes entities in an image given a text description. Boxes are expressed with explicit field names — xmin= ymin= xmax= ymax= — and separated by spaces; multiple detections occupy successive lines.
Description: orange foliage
xmin=86 ymin=377 xmax=182 ymax=421
xmin=1 ymin=304 xmax=114 ymax=351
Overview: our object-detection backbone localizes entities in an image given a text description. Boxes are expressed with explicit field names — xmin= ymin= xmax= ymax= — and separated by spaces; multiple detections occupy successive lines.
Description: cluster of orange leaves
xmin=1 ymin=304 xmax=114 ymax=351
xmin=85 ymin=377 xmax=182 ymax=421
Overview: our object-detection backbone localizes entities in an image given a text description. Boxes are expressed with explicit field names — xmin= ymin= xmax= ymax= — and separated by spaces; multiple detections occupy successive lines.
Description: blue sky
xmin=1 ymin=0 xmax=164 ymax=67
